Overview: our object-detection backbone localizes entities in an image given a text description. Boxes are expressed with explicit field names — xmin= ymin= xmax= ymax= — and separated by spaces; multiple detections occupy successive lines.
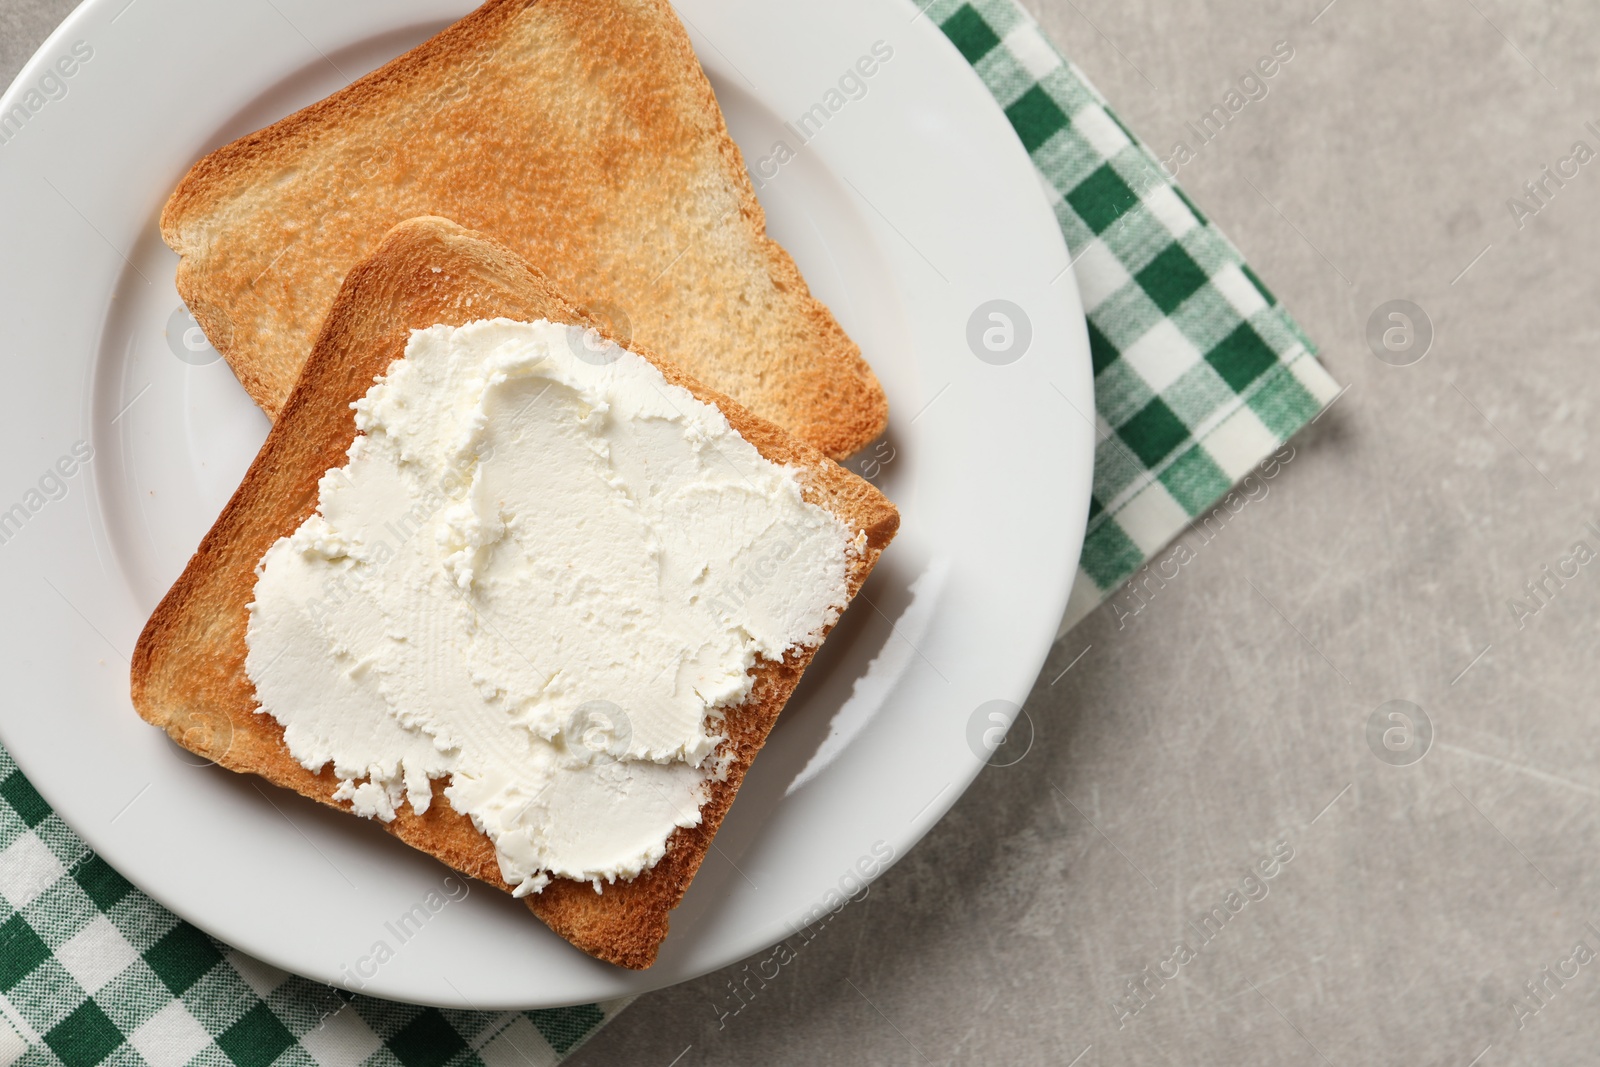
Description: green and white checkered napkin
xmin=922 ymin=0 xmax=1341 ymax=632
xmin=0 ymin=2 xmax=1338 ymax=1063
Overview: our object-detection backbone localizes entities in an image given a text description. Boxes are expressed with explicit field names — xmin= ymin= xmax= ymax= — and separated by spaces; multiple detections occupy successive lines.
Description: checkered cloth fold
xmin=0 ymin=2 xmax=1337 ymax=1063
xmin=927 ymin=0 xmax=1340 ymax=631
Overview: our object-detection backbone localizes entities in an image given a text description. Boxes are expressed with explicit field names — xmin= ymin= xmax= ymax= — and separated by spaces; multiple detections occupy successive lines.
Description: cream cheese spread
xmin=244 ymin=318 xmax=860 ymax=894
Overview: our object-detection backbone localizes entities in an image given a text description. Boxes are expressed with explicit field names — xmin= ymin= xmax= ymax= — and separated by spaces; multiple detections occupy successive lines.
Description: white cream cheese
xmin=245 ymin=318 xmax=860 ymax=895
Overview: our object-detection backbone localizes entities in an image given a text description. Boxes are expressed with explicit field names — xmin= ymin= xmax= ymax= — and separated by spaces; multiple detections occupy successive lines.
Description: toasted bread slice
xmin=130 ymin=217 xmax=898 ymax=969
xmin=160 ymin=0 xmax=887 ymax=460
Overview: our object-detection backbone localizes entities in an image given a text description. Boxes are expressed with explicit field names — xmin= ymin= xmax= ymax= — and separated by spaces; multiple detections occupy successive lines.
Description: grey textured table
xmin=9 ymin=1 xmax=1600 ymax=1064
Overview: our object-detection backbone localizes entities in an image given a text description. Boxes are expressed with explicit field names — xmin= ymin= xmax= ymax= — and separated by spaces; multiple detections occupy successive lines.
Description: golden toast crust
xmin=160 ymin=0 xmax=888 ymax=460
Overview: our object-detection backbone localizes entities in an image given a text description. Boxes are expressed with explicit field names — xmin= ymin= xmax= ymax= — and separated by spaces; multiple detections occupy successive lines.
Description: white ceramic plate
xmin=0 ymin=0 xmax=1092 ymax=1007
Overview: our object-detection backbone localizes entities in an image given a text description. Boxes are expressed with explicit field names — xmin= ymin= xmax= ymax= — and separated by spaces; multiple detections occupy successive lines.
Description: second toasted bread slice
xmin=161 ymin=0 xmax=888 ymax=460
xmin=131 ymin=217 xmax=899 ymax=969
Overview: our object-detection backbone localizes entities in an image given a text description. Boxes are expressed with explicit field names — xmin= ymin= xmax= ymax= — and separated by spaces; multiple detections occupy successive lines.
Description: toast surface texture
xmin=130 ymin=217 xmax=899 ymax=970
xmin=161 ymin=0 xmax=887 ymax=460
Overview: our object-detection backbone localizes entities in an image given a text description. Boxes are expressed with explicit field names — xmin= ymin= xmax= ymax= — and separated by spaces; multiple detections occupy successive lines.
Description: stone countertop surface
xmin=8 ymin=0 xmax=1600 ymax=1063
